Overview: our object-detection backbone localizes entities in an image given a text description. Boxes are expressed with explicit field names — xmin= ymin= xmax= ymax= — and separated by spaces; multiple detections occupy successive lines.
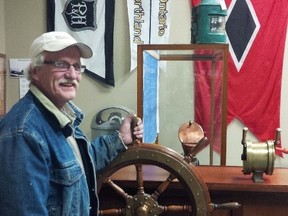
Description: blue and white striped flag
xmin=143 ymin=51 xmax=159 ymax=143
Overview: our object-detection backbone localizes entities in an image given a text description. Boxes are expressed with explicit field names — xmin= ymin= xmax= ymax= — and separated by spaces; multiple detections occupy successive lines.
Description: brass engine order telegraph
xmin=241 ymin=127 xmax=281 ymax=182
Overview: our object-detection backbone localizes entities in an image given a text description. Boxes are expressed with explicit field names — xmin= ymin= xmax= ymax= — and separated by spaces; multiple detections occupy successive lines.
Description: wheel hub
xmin=126 ymin=193 xmax=162 ymax=216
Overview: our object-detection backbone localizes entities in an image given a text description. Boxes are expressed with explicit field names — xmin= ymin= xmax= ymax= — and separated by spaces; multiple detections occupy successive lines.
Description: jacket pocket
xmin=50 ymin=160 xmax=83 ymax=186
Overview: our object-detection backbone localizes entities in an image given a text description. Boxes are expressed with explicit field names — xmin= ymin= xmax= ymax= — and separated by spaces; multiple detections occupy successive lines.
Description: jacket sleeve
xmin=0 ymin=131 xmax=49 ymax=216
xmin=90 ymin=132 xmax=127 ymax=172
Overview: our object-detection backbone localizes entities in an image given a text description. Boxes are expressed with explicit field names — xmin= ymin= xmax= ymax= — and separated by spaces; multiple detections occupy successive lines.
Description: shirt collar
xmin=29 ymin=83 xmax=74 ymax=128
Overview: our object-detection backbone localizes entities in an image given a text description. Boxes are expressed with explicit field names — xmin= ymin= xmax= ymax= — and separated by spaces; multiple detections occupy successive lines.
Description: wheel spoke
xmin=160 ymin=204 xmax=192 ymax=213
xmin=135 ymin=164 xmax=144 ymax=194
xmin=151 ymin=173 xmax=176 ymax=200
xmin=105 ymin=178 xmax=132 ymax=200
xmin=98 ymin=208 xmax=126 ymax=216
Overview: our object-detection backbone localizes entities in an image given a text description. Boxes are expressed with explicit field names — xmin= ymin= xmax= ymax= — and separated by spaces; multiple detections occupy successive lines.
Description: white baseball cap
xmin=29 ymin=31 xmax=93 ymax=59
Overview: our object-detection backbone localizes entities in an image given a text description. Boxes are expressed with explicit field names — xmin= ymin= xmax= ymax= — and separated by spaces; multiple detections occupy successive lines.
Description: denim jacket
xmin=0 ymin=91 xmax=126 ymax=216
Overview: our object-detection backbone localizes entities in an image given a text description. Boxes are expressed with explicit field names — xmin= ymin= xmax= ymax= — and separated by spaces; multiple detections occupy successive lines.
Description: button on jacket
xmin=0 ymin=91 xmax=126 ymax=216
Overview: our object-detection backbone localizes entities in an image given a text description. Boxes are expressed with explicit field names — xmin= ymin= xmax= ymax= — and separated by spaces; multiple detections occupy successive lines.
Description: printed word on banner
xmin=47 ymin=0 xmax=115 ymax=86
xmin=127 ymin=0 xmax=171 ymax=72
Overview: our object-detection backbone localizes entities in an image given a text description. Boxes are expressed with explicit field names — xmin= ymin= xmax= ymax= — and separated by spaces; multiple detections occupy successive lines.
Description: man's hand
xmin=118 ymin=115 xmax=143 ymax=145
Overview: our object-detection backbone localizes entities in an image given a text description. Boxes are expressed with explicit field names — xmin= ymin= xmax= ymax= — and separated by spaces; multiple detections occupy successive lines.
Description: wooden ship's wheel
xmin=97 ymin=121 xmax=239 ymax=216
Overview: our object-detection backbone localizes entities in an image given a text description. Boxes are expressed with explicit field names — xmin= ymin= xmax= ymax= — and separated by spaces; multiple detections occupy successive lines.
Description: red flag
xmin=226 ymin=0 xmax=288 ymax=155
xmin=192 ymin=0 xmax=288 ymax=156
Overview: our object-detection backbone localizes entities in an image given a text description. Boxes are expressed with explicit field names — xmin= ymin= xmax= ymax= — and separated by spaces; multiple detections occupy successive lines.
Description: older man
xmin=0 ymin=31 xmax=143 ymax=216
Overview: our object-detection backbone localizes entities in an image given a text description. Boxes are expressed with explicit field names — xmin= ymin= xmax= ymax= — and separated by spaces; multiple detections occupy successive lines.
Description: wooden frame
xmin=137 ymin=44 xmax=229 ymax=166
xmin=0 ymin=53 xmax=6 ymax=117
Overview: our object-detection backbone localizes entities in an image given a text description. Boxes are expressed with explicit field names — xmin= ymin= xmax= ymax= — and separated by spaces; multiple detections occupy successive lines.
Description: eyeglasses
xmin=43 ymin=60 xmax=86 ymax=73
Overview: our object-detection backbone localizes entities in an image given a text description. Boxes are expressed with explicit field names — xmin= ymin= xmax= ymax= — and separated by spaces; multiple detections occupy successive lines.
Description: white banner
xmin=127 ymin=0 xmax=171 ymax=72
xmin=51 ymin=0 xmax=115 ymax=86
